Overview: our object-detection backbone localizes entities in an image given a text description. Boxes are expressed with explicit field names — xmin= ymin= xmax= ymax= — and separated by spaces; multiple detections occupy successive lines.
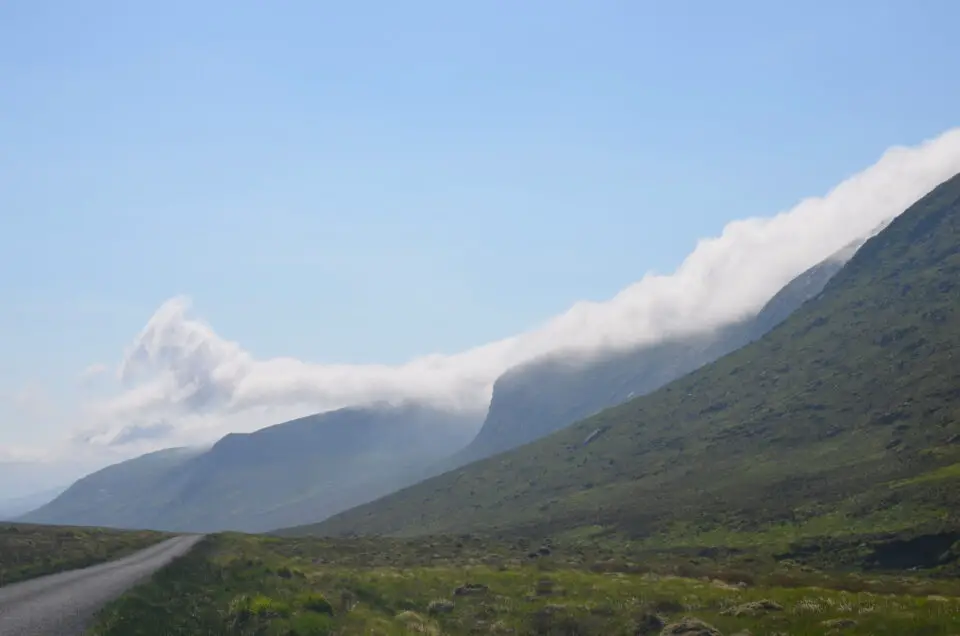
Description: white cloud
xmin=76 ymin=128 xmax=960 ymax=452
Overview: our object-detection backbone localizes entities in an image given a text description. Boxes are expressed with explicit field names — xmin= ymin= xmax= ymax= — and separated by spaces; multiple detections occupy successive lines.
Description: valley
xmin=8 ymin=1 xmax=960 ymax=633
xmin=0 ymin=168 xmax=947 ymax=635
xmin=8 ymin=161 xmax=960 ymax=635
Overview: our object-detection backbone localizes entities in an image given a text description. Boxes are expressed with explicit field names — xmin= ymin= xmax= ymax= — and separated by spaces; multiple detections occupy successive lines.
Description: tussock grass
xmin=87 ymin=533 xmax=960 ymax=635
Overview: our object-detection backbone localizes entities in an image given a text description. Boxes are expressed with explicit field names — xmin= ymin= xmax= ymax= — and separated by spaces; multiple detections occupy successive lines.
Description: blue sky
xmin=1 ymin=1 xmax=959 ymax=486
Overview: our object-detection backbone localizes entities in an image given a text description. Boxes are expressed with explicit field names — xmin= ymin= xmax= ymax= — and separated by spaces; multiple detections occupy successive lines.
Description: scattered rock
xmin=660 ymin=617 xmax=723 ymax=636
xmin=538 ymin=545 xmax=552 ymax=556
xmin=821 ymin=618 xmax=857 ymax=630
xmin=427 ymin=599 xmax=454 ymax=615
xmin=721 ymin=599 xmax=783 ymax=617
xmin=634 ymin=611 xmax=666 ymax=634
xmin=710 ymin=579 xmax=743 ymax=591
xmin=453 ymin=583 xmax=489 ymax=597
xmin=535 ymin=578 xmax=556 ymax=596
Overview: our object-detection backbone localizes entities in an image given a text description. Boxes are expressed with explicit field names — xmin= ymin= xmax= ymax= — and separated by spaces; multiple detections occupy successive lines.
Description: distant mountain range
xmin=287 ymin=172 xmax=960 ymax=557
xmin=0 ymin=486 xmax=66 ymax=521
xmin=20 ymin=403 xmax=481 ymax=532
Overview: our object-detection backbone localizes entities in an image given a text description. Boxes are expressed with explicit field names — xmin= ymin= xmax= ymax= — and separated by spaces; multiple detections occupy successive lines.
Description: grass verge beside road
xmin=0 ymin=523 xmax=171 ymax=587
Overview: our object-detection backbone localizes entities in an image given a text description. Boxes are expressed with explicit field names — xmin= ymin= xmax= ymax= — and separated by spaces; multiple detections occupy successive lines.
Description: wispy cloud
xmin=78 ymin=363 xmax=108 ymax=384
xmin=108 ymin=420 xmax=176 ymax=446
xmin=73 ymin=128 xmax=960 ymax=452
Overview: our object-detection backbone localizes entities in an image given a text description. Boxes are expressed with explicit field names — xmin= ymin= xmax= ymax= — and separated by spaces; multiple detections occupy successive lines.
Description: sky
xmin=1 ymin=0 xmax=960 ymax=495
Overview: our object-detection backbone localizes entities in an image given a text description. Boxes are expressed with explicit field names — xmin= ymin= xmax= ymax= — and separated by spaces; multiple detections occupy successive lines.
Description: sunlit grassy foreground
xmin=87 ymin=533 xmax=960 ymax=635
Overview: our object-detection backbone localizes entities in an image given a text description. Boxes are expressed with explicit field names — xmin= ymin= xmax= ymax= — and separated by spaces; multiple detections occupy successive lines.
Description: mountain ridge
xmin=286 ymin=172 xmax=960 ymax=548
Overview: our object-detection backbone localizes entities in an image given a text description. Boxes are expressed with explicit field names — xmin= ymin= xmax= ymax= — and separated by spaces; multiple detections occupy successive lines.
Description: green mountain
xmin=21 ymin=403 xmax=481 ymax=533
xmin=446 ymin=238 xmax=862 ymax=469
xmin=288 ymin=173 xmax=960 ymax=559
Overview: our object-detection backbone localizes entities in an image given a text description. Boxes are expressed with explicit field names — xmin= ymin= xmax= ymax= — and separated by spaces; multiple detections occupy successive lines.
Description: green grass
xmin=87 ymin=533 xmax=960 ymax=635
xmin=287 ymin=171 xmax=960 ymax=559
xmin=891 ymin=462 xmax=960 ymax=488
xmin=0 ymin=523 xmax=171 ymax=587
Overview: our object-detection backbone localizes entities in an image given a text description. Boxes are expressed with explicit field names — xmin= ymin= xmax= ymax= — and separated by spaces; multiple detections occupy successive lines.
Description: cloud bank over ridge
xmin=79 ymin=128 xmax=960 ymax=450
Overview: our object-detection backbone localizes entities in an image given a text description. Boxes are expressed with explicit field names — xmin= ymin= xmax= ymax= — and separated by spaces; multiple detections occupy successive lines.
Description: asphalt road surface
xmin=0 ymin=534 xmax=203 ymax=636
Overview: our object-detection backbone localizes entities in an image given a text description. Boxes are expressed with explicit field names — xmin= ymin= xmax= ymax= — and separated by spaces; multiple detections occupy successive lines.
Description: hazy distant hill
xmin=0 ymin=485 xmax=66 ymax=520
xmin=21 ymin=402 xmax=481 ymax=533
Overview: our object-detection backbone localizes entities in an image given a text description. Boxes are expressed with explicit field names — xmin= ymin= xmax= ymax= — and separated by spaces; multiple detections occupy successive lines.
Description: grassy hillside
xmin=23 ymin=403 xmax=480 ymax=533
xmin=291 ymin=172 xmax=960 ymax=561
xmin=0 ymin=523 xmax=170 ymax=587
xmin=87 ymin=532 xmax=960 ymax=635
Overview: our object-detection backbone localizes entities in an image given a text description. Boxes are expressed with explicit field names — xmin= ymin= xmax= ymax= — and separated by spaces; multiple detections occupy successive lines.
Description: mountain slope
xmin=22 ymin=403 xmax=481 ymax=533
xmin=291 ymin=173 xmax=960 ymax=546
xmin=449 ymin=240 xmax=860 ymax=468
xmin=17 ymin=447 xmax=203 ymax=528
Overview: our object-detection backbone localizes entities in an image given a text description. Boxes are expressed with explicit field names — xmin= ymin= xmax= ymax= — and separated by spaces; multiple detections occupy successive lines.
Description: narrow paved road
xmin=0 ymin=534 xmax=203 ymax=636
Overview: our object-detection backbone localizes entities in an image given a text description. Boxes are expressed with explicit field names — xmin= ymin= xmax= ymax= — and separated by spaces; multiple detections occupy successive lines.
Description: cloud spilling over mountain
xmin=295 ymin=169 xmax=960 ymax=541
xmin=82 ymin=128 xmax=960 ymax=448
